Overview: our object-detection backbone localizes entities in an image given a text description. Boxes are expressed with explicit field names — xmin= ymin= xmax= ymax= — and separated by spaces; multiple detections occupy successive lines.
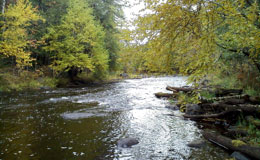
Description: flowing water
xmin=0 ymin=76 xmax=229 ymax=160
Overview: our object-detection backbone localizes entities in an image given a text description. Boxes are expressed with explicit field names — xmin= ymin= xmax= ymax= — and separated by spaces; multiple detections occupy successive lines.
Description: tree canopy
xmin=44 ymin=0 xmax=109 ymax=79
xmin=0 ymin=0 xmax=43 ymax=69
xmin=130 ymin=0 xmax=260 ymax=83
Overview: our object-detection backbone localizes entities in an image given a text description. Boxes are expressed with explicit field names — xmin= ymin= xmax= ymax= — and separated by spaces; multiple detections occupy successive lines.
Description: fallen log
xmin=221 ymin=104 xmax=260 ymax=113
xmin=201 ymin=95 xmax=249 ymax=104
xmin=154 ymin=92 xmax=176 ymax=98
xmin=215 ymin=88 xmax=243 ymax=97
xmin=183 ymin=109 xmax=239 ymax=119
xmin=203 ymin=131 xmax=260 ymax=160
xmin=203 ymin=103 xmax=260 ymax=113
xmin=184 ymin=103 xmax=260 ymax=119
xmin=249 ymin=96 xmax=260 ymax=104
xmin=223 ymin=98 xmax=246 ymax=105
xmin=166 ymin=86 xmax=194 ymax=93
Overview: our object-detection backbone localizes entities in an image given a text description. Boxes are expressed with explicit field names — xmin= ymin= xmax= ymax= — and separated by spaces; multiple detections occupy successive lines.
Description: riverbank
xmin=157 ymin=84 xmax=260 ymax=160
xmin=0 ymin=69 xmax=57 ymax=92
xmin=0 ymin=68 xmax=169 ymax=92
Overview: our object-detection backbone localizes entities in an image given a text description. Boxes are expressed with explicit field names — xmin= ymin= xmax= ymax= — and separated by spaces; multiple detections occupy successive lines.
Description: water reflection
xmin=0 ymin=77 xmax=229 ymax=160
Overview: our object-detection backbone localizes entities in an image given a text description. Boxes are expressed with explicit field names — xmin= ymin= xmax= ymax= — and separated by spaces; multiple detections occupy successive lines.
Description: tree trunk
xmin=68 ymin=67 xmax=78 ymax=81
xmin=203 ymin=131 xmax=260 ymax=160
xmin=1 ymin=0 xmax=5 ymax=14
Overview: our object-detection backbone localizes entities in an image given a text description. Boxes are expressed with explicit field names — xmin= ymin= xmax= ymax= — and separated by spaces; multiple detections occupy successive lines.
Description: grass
xmin=244 ymin=87 xmax=260 ymax=97
xmin=199 ymin=91 xmax=216 ymax=99
xmin=0 ymin=69 xmax=57 ymax=92
xmin=208 ymin=74 xmax=241 ymax=89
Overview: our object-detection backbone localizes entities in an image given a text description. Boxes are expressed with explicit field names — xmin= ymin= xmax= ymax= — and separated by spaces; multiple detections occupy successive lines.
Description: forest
xmin=0 ymin=0 xmax=125 ymax=90
xmin=1 ymin=0 xmax=260 ymax=159
xmin=0 ymin=0 xmax=259 ymax=93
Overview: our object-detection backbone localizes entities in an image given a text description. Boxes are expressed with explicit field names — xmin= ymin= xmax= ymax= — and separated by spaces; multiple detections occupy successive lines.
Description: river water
xmin=0 ymin=76 xmax=229 ymax=160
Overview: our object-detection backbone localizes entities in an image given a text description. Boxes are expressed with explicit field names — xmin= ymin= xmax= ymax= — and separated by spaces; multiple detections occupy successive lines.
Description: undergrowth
xmin=0 ymin=69 xmax=57 ymax=92
xmin=177 ymin=92 xmax=200 ymax=112
xmin=236 ymin=116 xmax=260 ymax=146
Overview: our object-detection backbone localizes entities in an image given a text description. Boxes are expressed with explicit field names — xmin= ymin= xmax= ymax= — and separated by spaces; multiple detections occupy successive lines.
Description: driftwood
xmin=203 ymin=131 xmax=260 ymax=160
xmin=154 ymin=92 xmax=176 ymax=98
xmin=166 ymin=86 xmax=194 ymax=93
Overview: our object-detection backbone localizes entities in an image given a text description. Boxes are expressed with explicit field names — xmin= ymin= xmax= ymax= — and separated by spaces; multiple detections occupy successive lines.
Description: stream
xmin=0 ymin=76 xmax=230 ymax=159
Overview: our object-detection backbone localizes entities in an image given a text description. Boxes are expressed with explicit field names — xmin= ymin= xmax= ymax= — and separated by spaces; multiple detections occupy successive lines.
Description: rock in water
xmin=117 ymin=138 xmax=139 ymax=148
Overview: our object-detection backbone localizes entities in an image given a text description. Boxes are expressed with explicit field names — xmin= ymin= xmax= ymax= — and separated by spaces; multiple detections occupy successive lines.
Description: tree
xmin=44 ymin=0 xmax=109 ymax=80
xmin=134 ymin=0 xmax=260 ymax=83
xmin=87 ymin=0 xmax=124 ymax=71
xmin=0 ymin=0 xmax=43 ymax=69
xmin=28 ymin=0 xmax=69 ymax=67
xmin=1 ymin=0 xmax=6 ymax=14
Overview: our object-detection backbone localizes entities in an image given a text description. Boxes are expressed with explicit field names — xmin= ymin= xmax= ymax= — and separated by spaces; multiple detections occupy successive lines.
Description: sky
xmin=123 ymin=0 xmax=145 ymax=22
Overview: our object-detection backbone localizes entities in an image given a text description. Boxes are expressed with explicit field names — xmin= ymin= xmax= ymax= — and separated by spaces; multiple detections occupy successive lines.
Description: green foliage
xmin=133 ymin=0 xmax=260 ymax=84
xmin=177 ymin=92 xmax=200 ymax=112
xmin=209 ymin=74 xmax=241 ymax=89
xmin=0 ymin=0 xmax=124 ymax=90
xmin=200 ymin=91 xmax=216 ymax=100
xmin=118 ymin=25 xmax=176 ymax=74
xmin=248 ymin=122 xmax=260 ymax=146
xmin=0 ymin=0 xmax=44 ymax=69
xmin=87 ymin=0 xmax=124 ymax=71
xmin=236 ymin=115 xmax=260 ymax=146
xmin=0 ymin=70 xmax=57 ymax=92
xmin=244 ymin=87 xmax=260 ymax=97
xmin=44 ymin=0 xmax=109 ymax=79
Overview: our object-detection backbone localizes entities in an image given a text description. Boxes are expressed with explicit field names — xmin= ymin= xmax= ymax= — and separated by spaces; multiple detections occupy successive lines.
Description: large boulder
xmin=185 ymin=104 xmax=203 ymax=115
xmin=117 ymin=138 xmax=139 ymax=148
